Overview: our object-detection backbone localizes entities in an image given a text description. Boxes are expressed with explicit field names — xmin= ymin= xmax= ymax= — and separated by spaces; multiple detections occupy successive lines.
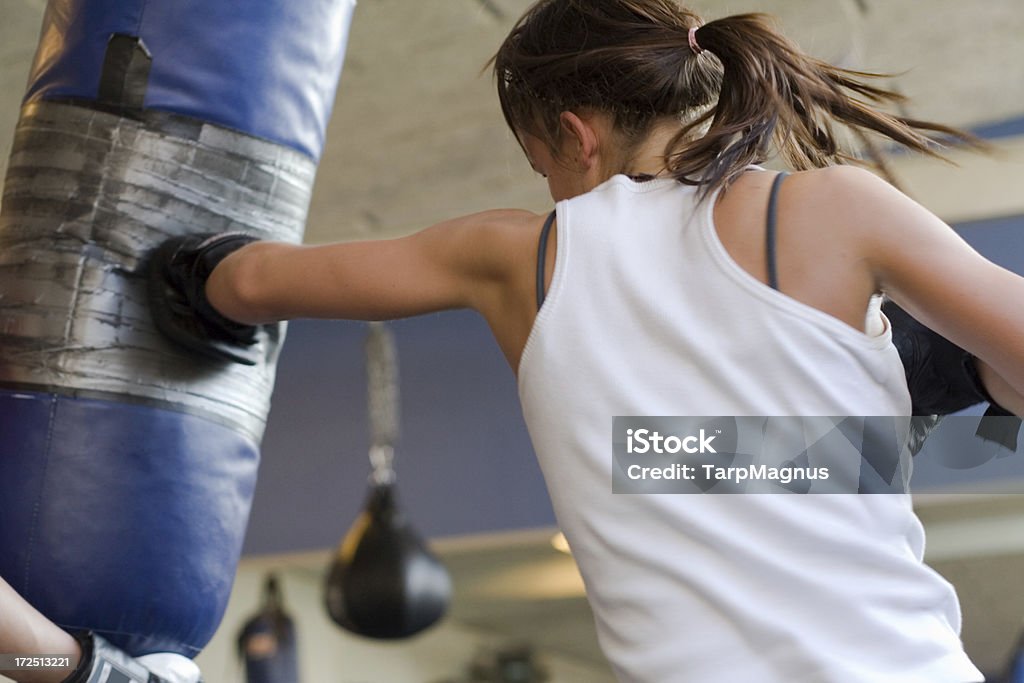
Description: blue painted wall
xmin=242 ymin=310 xmax=554 ymax=555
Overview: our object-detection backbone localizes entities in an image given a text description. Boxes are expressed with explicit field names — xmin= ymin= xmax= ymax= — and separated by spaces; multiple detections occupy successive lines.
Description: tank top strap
xmin=765 ymin=171 xmax=788 ymax=292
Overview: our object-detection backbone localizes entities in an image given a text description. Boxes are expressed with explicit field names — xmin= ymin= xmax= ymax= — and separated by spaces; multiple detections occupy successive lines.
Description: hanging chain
xmin=365 ymin=321 xmax=399 ymax=485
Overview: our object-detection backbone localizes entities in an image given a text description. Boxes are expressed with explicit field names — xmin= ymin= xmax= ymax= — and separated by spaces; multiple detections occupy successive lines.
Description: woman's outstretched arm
xmin=206 ymin=209 xmax=542 ymax=324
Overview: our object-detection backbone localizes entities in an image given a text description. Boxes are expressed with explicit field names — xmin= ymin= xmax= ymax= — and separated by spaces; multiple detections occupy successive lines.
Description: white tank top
xmin=517 ymin=174 xmax=983 ymax=683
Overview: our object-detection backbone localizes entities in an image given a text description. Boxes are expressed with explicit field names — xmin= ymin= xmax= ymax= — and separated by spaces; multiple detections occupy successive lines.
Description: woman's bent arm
xmin=832 ymin=166 xmax=1024 ymax=407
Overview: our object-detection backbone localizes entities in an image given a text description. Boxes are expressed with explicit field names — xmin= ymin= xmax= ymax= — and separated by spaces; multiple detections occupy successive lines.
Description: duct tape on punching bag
xmin=0 ymin=0 xmax=355 ymax=657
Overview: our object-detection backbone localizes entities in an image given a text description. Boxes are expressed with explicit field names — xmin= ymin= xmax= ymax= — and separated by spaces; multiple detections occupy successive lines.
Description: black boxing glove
xmin=884 ymin=299 xmax=1019 ymax=452
xmin=884 ymin=299 xmax=992 ymax=414
xmin=148 ymin=232 xmax=264 ymax=365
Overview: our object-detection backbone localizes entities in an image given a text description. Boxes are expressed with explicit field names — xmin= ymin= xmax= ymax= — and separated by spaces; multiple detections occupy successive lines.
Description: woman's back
xmin=519 ymin=169 xmax=905 ymax=416
xmin=517 ymin=171 xmax=982 ymax=682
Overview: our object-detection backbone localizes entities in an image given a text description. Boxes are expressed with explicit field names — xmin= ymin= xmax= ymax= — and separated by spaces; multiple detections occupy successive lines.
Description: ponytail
xmin=670 ymin=13 xmax=980 ymax=193
xmin=492 ymin=1 xmax=980 ymax=196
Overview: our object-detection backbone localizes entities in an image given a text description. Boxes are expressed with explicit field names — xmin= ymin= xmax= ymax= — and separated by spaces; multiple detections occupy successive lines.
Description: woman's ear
xmin=559 ymin=111 xmax=600 ymax=170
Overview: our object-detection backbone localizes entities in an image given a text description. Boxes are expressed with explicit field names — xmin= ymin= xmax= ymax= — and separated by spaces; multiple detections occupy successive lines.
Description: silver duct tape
xmin=0 ymin=102 xmax=317 ymax=442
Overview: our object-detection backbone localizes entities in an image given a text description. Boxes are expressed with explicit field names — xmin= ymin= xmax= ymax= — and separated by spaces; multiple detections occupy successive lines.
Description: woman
xmin=155 ymin=1 xmax=1023 ymax=680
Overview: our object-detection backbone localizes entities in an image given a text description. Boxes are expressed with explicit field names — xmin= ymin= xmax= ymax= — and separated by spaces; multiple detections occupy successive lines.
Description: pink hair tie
xmin=688 ymin=26 xmax=704 ymax=55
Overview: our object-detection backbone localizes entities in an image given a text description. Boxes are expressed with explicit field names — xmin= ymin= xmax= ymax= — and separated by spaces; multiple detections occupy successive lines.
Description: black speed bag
xmin=323 ymin=483 xmax=452 ymax=639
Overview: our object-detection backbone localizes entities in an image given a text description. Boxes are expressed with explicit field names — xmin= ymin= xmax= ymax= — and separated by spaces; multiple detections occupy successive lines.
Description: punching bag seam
xmin=22 ymin=394 xmax=59 ymax=594
xmin=133 ymin=0 xmax=148 ymax=37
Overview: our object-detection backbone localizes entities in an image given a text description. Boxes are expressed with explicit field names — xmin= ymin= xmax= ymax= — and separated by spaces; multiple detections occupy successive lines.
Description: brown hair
xmin=492 ymin=0 xmax=977 ymax=195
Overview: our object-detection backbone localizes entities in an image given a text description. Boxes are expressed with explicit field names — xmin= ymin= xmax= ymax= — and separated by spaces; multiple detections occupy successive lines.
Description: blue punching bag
xmin=0 ymin=0 xmax=355 ymax=657
xmin=1008 ymin=628 xmax=1024 ymax=683
xmin=238 ymin=575 xmax=300 ymax=683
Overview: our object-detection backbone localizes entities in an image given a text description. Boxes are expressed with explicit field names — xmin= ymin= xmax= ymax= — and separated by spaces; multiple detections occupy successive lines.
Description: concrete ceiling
xmin=3 ymin=0 xmax=1024 ymax=243
xmin=291 ymin=0 xmax=1024 ymax=242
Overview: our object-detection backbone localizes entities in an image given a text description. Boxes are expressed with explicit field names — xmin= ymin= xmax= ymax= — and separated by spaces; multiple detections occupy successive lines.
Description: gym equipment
xmin=324 ymin=323 xmax=452 ymax=639
xmin=884 ymin=300 xmax=995 ymax=416
xmin=467 ymin=644 xmax=550 ymax=683
xmin=65 ymin=632 xmax=200 ymax=683
xmin=431 ymin=644 xmax=551 ymax=683
xmin=0 ymin=0 xmax=356 ymax=656
xmin=149 ymin=232 xmax=266 ymax=365
xmin=237 ymin=575 xmax=300 ymax=683
xmin=1005 ymin=625 xmax=1024 ymax=683
xmin=884 ymin=300 xmax=1021 ymax=454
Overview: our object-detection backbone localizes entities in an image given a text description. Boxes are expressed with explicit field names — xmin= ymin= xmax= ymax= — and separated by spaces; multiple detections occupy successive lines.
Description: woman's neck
xmin=618 ymin=119 xmax=682 ymax=178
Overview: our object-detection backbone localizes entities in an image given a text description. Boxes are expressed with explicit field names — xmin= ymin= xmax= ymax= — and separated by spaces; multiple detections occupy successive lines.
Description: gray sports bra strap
xmin=536 ymin=210 xmax=556 ymax=310
xmin=766 ymin=171 xmax=788 ymax=292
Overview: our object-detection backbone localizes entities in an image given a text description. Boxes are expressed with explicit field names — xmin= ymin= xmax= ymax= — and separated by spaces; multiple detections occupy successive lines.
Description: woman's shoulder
xmin=784 ymin=165 xmax=899 ymax=215
xmin=429 ymin=208 xmax=551 ymax=289
xmin=714 ymin=166 xmax=890 ymax=332
xmin=455 ymin=208 xmax=548 ymax=233
xmin=750 ymin=165 xmax=915 ymax=248
xmin=428 ymin=208 xmax=548 ymax=255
